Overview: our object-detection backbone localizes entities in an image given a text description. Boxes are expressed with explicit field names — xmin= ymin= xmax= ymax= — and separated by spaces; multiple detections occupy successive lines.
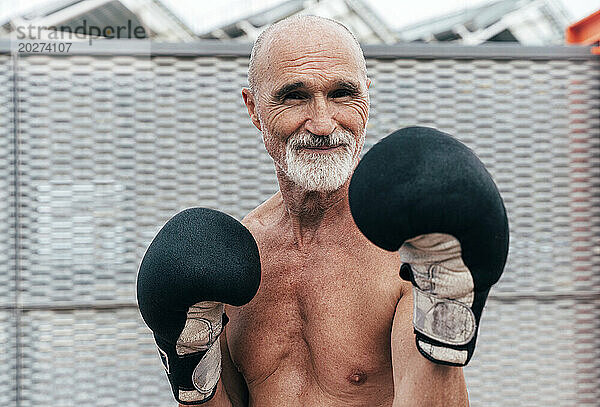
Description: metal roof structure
xmin=0 ymin=0 xmax=197 ymax=41
xmin=198 ymin=0 xmax=399 ymax=44
xmin=397 ymin=0 xmax=573 ymax=45
xmin=566 ymin=9 xmax=600 ymax=54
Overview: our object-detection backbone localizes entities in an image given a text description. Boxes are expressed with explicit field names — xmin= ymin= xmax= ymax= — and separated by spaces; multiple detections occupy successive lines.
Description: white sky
xmin=1 ymin=0 xmax=598 ymax=34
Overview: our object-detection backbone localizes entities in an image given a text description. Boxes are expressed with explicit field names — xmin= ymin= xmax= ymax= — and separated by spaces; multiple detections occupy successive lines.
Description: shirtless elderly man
xmin=137 ymin=15 xmax=509 ymax=407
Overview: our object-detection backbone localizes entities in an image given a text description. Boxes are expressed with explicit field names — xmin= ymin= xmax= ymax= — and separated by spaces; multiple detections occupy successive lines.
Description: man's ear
xmin=242 ymin=88 xmax=262 ymax=131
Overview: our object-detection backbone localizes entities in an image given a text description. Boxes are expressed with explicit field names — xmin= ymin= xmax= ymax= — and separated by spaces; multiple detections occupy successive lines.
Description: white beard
xmin=282 ymin=129 xmax=364 ymax=192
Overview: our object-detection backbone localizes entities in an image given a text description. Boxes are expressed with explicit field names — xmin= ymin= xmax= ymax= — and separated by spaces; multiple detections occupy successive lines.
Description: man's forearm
xmin=391 ymin=296 xmax=469 ymax=407
xmin=180 ymin=332 xmax=247 ymax=407
xmin=392 ymin=363 xmax=469 ymax=407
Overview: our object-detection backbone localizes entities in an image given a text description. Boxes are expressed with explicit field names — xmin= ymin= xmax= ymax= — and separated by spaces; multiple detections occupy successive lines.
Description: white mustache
xmin=287 ymin=130 xmax=354 ymax=150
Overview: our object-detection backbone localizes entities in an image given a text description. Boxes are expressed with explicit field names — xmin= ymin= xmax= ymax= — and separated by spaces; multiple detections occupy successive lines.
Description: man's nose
xmin=305 ymin=96 xmax=335 ymax=136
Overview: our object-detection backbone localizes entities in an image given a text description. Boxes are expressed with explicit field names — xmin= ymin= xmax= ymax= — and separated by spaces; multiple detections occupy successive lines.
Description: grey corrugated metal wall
xmin=0 ymin=41 xmax=598 ymax=406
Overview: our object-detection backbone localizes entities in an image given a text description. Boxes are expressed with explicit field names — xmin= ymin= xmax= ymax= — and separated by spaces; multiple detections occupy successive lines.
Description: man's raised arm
xmin=390 ymin=290 xmax=469 ymax=406
xmin=137 ymin=208 xmax=260 ymax=405
xmin=349 ymin=126 xmax=510 ymax=405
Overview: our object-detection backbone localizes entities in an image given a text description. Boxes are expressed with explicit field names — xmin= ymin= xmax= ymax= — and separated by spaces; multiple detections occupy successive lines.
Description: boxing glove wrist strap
xmin=415 ymin=335 xmax=469 ymax=366
xmin=155 ymin=313 xmax=228 ymax=405
xmin=412 ymin=286 xmax=476 ymax=346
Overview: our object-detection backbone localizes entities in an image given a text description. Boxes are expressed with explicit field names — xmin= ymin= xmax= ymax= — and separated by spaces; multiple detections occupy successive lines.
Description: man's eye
xmin=284 ymin=91 xmax=307 ymax=100
xmin=330 ymin=89 xmax=353 ymax=98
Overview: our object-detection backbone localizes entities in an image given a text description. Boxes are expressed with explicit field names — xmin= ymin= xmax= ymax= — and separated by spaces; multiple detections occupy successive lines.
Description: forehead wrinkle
xmin=278 ymin=64 xmax=359 ymax=82
xmin=274 ymin=52 xmax=364 ymax=85
xmin=285 ymin=69 xmax=360 ymax=84
xmin=278 ymin=52 xmax=358 ymax=70
xmin=272 ymin=35 xmax=357 ymax=64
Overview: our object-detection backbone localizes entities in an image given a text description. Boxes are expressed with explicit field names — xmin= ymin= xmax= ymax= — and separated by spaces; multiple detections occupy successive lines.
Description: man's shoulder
xmin=242 ymin=191 xmax=284 ymax=233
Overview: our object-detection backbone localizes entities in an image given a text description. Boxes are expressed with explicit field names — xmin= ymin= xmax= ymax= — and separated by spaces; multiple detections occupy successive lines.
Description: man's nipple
xmin=347 ymin=370 xmax=367 ymax=385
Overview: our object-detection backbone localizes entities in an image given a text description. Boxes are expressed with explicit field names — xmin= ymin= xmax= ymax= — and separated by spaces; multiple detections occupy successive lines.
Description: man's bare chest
xmin=226 ymin=244 xmax=405 ymax=398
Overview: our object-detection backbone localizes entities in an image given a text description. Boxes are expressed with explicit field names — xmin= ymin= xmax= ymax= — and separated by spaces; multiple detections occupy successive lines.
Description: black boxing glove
xmin=349 ymin=126 xmax=509 ymax=366
xmin=137 ymin=208 xmax=261 ymax=404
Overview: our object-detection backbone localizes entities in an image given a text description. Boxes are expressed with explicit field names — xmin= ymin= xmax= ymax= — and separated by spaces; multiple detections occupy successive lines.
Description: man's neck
xmin=275 ymin=168 xmax=352 ymax=248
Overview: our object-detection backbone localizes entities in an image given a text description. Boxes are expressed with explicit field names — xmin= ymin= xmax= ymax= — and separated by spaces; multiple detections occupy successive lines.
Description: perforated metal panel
xmin=15 ymin=54 xmax=276 ymax=308
xmin=0 ymin=52 xmax=17 ymax=407
xmin=366 ymin=57 xmax=600 ymax=297
xmin=0 ymin=311 xmax=17 ymax=407
xmin=467 ymin=298 xmax=584 ymax=406
xmin=364 ymin=56 xmax=600 ymax=406
xmin=0 ymin=54 xmax=15 ymax=309
xmin=19 ymin=308 xmax=172 ymax=407
xmin=1 ymin=42 xmax=598 ymax=406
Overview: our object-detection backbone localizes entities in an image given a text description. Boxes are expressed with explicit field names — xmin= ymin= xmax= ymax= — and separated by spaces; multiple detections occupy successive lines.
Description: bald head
xmin=247 ymin=15 xmax=367 ymax=95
